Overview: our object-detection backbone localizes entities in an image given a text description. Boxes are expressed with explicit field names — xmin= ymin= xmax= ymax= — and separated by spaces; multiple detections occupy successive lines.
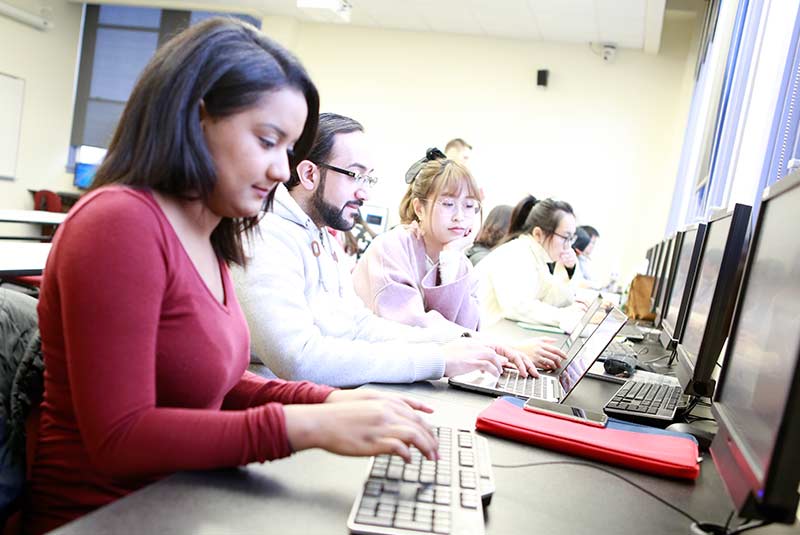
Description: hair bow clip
xmin=404 ymin=147 xmax=447 ymax=184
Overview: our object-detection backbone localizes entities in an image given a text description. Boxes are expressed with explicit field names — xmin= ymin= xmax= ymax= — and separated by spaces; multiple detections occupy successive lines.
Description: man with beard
xmin=233 ymin=113 xmax=532 ymax=387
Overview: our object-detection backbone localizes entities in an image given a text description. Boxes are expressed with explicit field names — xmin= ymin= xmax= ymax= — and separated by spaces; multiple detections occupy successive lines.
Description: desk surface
xmin=0 ymin=209 xmax=67 ymax=225
xmin=50 ymin=323 xmax=800 ymax=535
xmin=0 ymin=242 xmax=51 ymax=276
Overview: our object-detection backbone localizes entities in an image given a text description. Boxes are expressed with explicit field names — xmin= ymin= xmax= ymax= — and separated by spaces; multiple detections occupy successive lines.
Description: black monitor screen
xmin=665 ymin=228 xmax=697 ymax=330
xmin=681 ymin=217 xmax=731 ymax=364
xmin=719 ymin=184 xmax=800 ymax=484
xmin=654 ymin=239 xmax=674 ymax=311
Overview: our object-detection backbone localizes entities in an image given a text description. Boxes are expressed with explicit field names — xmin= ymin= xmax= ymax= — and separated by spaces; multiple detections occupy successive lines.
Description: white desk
xmin=0 ymin=209 xmax=67 ymax=225
xmin=0 ymin=242 xmax=52 ymax=276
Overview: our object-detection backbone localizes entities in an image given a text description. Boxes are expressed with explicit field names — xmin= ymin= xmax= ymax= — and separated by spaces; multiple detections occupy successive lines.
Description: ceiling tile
xmin=109 ymin=0 xmax=667 ymax=51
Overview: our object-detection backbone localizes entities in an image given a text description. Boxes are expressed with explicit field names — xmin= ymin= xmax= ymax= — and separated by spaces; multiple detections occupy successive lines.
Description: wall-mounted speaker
xmin=536 ymin=69 xmax=549 ymax=88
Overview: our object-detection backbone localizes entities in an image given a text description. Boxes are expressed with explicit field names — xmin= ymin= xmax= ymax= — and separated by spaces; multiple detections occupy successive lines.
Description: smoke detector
xmin=602 ymin=44 xmax=617 ymax=63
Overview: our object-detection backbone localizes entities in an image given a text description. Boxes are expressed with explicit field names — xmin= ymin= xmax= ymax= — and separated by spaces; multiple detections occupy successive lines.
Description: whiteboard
xmin=0 ymin=73 xmax=25 ymax=180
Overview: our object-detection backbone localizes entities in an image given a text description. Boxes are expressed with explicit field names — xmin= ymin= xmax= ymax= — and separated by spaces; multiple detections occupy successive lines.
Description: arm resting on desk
xmin=221 ymin=371 xmax=335 ymax=410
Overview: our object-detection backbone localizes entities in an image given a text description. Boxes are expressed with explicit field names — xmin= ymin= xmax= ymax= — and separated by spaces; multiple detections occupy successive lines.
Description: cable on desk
xmin=690 ymin=515 xmax=773 ymax=534
xmin=678 ymin=396 xmax=703 ymax=418
xmin=723 ymin=510 xmax=735 ymax=532
xmin=728 ymin=520 xmax=772 ymax=534
xmin=490 ymin=460 xmax=700 ymax=525
xmin=643 ymin=353 xmax=673 ymax=365
xmin=683 ymin=415 xmax=716 ymax=424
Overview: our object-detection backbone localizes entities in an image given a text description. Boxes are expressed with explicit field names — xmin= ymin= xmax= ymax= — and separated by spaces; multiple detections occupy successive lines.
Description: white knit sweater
xmin=231 ymin=185 xmax=458 ymax=387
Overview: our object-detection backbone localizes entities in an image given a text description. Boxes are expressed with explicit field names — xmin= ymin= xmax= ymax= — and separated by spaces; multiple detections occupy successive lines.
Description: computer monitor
xmin=674 ymin=204 xmax=751 ymax=397
xmin=73 ymin=162 xmax=98 ymax=190
xmin=650 ymin=238 xmax=671 ymax=312
xmin=649 ymin=241 xmax=664 ymax=299
xmin=710 ymin=173 xmax=800 ymax=526
xmin=645 ymin=246 xmax=655 ymax=276
xmin=658 ymin=223 xmax=707 ymax=350
xmin=653 ymin=234 xmax=678 ymax=325
xmin=360 ymin=204 xmax=389 ymax=234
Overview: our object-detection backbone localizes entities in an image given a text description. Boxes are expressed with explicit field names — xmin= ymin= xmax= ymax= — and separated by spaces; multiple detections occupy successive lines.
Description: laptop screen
xmin=559 ymin=307 xmax=628 ymax=397
xmin=562 ymin=297 xmax=602 ymax=351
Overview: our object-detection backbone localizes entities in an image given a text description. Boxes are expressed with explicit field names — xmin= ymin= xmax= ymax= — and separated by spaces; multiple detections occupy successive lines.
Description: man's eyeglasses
xmin=430 ymin=196 xmax=481 ymax=216
xmin=316 ymin=162 xmax=379 ymax=188
xmin=552 ymin=230 xmax=578 ymax=247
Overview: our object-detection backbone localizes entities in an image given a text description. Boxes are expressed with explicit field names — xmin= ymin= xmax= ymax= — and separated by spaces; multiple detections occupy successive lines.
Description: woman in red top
xmin=25 ymin=18 xmax=436 ymax=534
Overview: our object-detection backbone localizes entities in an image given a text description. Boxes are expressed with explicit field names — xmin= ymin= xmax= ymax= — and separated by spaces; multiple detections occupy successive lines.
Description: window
xmin=69 ymin=4 xmax=260 ymax=165
xmin=761 ymin=12 xmax=800 ymax=191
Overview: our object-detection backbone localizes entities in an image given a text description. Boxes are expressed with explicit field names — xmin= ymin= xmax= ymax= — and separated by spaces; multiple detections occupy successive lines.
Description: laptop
xmin=449 ymin=307 xmax=628 ymax=402
xmin=559 ymin=295 xmax=604 ymax=353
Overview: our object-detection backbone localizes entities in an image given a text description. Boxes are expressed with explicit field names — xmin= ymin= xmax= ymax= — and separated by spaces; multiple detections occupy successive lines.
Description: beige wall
xmin=0 ymin=3 xmax=700 ymax=283
xmin=0 ymin=0 xmax=82 ymax=211
xmin=266 ymin=11 xmax=701 ymax=282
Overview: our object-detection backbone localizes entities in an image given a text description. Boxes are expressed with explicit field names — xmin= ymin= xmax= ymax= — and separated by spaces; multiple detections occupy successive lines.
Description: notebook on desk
xmin=449 ymin=307 xmax=628 ymax=402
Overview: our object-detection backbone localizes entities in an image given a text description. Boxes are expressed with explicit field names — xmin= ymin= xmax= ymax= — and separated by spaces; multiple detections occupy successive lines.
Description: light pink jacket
xmin=352 ymin=223 xmax=480 ymax=335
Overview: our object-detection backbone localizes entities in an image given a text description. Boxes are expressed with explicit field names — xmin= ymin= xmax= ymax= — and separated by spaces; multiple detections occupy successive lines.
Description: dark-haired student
xmin=575 ymin=224 xmax=603 ymax=287
xmin=25 ymin=19 xmax=437 ymax=534
xmin=466 ymin=204 xmax=513 ymax=266
xmin=475 ymin=196 xmax=587 ymax=332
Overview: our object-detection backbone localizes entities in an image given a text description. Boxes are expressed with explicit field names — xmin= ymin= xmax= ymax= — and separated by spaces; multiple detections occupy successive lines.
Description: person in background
xmin=233 ymin=114 xmax=534 ymax=388
xmin=444 ymin=138 xmax=472 ymax=165
xmin=466 ymin=204 xmax=513 ymax=266
xmin=576 ymin=224 xmax=600 ymax=282
xmin=475 ymin=196 xmax=587 ymax=331
xmin=352 ymin=153 xmax=565 ymax=372
xmin=25 ymin=20 xmax=437 ymax=534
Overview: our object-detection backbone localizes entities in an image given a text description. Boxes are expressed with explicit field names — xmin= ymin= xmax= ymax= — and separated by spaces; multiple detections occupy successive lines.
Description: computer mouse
xmin=665 ymin=423 xmax=715 ymax=452
xmin=604 ymin=355 xmax=636 ymax=377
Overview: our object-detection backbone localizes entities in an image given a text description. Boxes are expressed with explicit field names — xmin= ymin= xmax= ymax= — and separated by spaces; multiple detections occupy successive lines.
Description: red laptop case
xmin=475 ymin=397 xmax=700 ymax=480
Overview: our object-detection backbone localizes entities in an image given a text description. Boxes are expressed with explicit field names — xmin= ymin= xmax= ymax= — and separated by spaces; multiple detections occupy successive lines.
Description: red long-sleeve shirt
xmin=25 ymin=187 xmax=335 ymax=533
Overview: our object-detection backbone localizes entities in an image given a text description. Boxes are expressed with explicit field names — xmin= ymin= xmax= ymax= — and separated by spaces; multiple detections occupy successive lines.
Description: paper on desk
xmin=515 ymin=321 xmax=564 ymax=334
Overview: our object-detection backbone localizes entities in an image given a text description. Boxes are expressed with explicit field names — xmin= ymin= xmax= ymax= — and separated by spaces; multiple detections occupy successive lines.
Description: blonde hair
xmin=399 ymin=159 xmax=481 ymax=224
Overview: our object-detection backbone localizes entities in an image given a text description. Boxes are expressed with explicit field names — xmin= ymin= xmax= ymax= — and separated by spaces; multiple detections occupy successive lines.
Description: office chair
xmin=0 ymin=289 xmax=44 ymax=535
xmin=32 ymin=191 xmax=62 ymax=214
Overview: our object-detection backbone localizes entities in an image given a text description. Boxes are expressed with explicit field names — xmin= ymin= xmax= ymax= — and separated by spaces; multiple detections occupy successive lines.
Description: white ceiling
xmin=79 ymin=0 xmax=691 ymax=54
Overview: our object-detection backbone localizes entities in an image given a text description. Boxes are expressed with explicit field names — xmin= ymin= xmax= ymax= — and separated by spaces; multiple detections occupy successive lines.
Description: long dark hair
xmin=500 ymin=196 xmax=574 ymax=245
xmin=474 ymin=204 xmax=512 ymax=248
xmin=90 ymin=18 xmax=320 ymax=265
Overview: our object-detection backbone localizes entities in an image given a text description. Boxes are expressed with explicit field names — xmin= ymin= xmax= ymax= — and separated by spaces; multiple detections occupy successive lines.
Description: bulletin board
xmin=0 ymin=72 xmax=25 ymax=180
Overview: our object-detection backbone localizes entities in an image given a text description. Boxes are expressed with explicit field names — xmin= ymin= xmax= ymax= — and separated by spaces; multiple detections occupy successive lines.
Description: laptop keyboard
xmin=603 ymin=379 xmax=683 ymax=424
xmin=497 ymin=368 xmax=557 ymax=400
xmin=348 ymin=427 xmax=493 ymax=535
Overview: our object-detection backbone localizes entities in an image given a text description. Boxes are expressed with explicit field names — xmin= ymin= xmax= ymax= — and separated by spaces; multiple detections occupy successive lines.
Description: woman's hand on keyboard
xmin=485 ymin=343 xmax=539 ymax=378
xmin=509 ymin=337 xmax=567 ymax=373
xmin=442 ymin=338 xmax=508 ymax=377
xmin=284 ymin=396 xmax=439 ymax=463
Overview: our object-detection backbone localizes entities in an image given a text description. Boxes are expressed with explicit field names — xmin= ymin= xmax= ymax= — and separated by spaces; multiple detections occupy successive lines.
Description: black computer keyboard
xmin=348 ymin=427 xmax=494 ymax=535
xmin=618 ymin=323 xmax=646 ymax=341
xmin=498 ymin=368 xmax=557 ymax=400
xmin=601 ymin=341 xmax=637 ymax=361
xmin=603 ymin=379 xmax=683 ymax=424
